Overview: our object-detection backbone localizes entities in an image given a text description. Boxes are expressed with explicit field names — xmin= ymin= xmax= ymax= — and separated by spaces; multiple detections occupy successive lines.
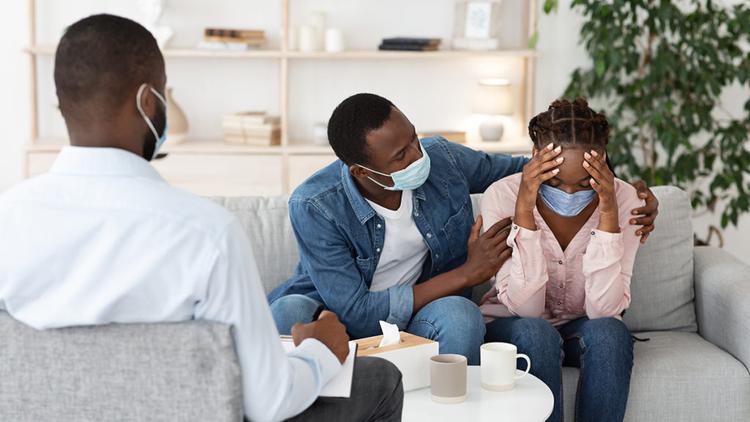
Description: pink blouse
xmin=479 ymin=173 xmax=644 ymax=326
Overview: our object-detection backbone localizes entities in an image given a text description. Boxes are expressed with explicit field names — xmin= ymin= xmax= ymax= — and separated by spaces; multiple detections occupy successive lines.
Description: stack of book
xmin=222 ymin=112 xmax=281 ymax=146
xmin=198 ymin=28 xmax=267 ymax=51
xmin=378 ymin=37 xmax=441 ymax=52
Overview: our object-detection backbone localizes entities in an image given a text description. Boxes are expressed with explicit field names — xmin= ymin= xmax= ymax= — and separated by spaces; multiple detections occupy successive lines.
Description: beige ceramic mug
xmin=430 ymin=354 xmax=468 ymax=403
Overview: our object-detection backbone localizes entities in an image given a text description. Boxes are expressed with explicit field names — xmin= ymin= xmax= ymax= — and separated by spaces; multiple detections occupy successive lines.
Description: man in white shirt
xmin=0 ymin=14 xmax=402 ymax=422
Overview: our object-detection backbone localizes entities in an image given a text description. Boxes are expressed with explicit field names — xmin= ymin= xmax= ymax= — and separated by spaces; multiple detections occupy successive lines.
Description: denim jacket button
xmin=376 ymin=248 xmax=381 ymax=253
xmin=426 ymin=233 xmax=433 ymax=238
xmin=414 ymin=212 xmax=420 ymax=217
xmin=376 ymin=224 xmax=382 ymax=229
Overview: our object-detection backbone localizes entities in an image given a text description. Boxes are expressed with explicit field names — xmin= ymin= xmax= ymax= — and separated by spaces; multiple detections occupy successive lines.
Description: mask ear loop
xmin=136 ymin=83 xmax=160 ymax=143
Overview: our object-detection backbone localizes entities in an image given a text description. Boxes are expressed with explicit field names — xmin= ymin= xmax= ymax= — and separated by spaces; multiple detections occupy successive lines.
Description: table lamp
xmin=473 ymin=78 xmax=513 ymax=142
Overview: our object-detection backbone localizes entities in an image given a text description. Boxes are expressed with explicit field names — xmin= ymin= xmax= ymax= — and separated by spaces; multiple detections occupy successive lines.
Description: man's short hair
xmin=327 ymin=93 xmax=395 ymax=165
xmin=54 ymin=14 xmax=164 ymax=120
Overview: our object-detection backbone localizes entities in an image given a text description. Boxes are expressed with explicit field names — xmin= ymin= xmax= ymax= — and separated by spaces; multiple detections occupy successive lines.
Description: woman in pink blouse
xmin=480 ymin=98 xmax=644 ymax=422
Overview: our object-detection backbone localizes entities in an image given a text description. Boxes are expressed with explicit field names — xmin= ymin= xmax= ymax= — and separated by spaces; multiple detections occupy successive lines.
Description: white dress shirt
xmin=0 ymin=146 xmax=341 ymax=422
xmin=365 ymin=190 xmax=429 ymax=292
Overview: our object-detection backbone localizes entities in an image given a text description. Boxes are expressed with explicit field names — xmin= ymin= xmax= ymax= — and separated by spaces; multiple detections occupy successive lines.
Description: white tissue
xmin=378 ymin=320 xmax=401 ymax=348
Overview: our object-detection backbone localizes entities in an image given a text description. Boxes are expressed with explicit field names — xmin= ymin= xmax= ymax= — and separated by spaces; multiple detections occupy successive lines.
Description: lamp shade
xmin=473 ymin=78 xmax=513 ymax=115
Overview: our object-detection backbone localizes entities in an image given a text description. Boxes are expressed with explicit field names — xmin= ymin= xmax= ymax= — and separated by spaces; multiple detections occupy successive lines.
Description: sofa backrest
xmin=218 ymin=185 xmax=697 ymax=333
xmin=0 ymin=313 xmax=242 ymax=421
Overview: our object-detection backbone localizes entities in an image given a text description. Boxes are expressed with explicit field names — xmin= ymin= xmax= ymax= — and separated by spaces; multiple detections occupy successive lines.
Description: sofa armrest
xmin=694 ymin=246 xmax=750 ymax=368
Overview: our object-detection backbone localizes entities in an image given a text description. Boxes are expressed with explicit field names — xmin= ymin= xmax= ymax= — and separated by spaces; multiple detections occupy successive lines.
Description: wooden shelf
xmin=465 ymin=140 xmax=531 ymax=154
xmin=25 ymin=45 xmax=536 ymax=60
xmin=286 ymin=144 xmax=334 ymax=155
xmin=26 ymin=140 xmax=285 ymax=155
xmin=285 ymin=49 xmax=538 ymax=60
xmin=26 ymin=140 xmax=530 ymax=156
xmin=25 ymin=45 xmax=283 ymax=59
xmin=27 ymin=140 xmax=331 ymax=156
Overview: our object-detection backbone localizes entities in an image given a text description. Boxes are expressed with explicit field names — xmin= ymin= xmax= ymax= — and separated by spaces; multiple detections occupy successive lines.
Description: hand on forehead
xmin=537 ymin=143 xmax=603 ymax=188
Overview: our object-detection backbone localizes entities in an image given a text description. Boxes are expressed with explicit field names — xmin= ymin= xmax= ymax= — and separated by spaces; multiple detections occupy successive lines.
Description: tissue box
xmin=355 ymin=332 xmax=439 ymax=391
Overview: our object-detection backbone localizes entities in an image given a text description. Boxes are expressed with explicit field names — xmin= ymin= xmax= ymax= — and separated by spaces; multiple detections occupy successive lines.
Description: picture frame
xmin=452 ymin=0 xmax=503 ymax=50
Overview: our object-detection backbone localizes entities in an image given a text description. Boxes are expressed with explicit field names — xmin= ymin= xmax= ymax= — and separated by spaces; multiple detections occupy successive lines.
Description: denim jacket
xmin=268 ymin=137 xmax=528 ymax=338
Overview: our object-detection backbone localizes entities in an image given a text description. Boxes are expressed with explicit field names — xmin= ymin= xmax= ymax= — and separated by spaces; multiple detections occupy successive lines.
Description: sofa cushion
xmin=562 ymin=331 xmax=750 ymax=421
xmin=212 ymin=196 xmax=297 ymax=294
xmin=623 ymin=186 xmax=696 ymax=332
xmin=0 ymin=313 xmax=242 ymax=422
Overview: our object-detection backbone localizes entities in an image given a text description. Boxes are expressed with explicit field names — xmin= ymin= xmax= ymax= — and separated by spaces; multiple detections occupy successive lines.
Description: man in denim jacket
xmin=268 ymin=94 xmax=658 ymax=364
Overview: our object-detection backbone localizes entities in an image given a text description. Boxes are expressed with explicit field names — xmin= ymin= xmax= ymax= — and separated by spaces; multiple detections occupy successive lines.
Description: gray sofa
xmin=2 ymin=187 xmax=749 ymax=421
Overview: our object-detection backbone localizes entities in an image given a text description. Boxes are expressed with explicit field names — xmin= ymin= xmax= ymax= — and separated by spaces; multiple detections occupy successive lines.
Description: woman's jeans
xmin=485 ymin=316 xmax=634 ymax=422
xmin=270 ymin=294 xmax=486 ymax=365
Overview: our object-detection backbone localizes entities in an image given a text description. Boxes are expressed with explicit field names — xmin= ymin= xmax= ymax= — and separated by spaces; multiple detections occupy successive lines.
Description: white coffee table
xmin=402 ymin=366 xmax=553 ymax=422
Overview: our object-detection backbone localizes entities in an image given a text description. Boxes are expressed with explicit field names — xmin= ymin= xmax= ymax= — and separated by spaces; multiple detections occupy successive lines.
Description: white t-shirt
xmin=365 ymin=190 xmax=429 ymax=292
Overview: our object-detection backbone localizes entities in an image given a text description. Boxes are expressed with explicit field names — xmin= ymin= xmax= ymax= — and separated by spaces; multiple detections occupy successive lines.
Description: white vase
xmin=325 ymin=28 xmax=344 ymax=53
xmin=137 ymin=0 xmax=173 ymax=48
xmin=166 ymin=87 xmax=188 ymax=144
xmin=299 ymin=25 xmax=318 ymax=52
xmin=479 ymin=118 xmax=504 ymax=142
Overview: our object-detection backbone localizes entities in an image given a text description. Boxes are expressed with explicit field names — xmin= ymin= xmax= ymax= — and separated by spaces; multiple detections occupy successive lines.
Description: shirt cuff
xmin=385 ymin=284 xmax=414 ymax=330
xmin=588 ymin=228 xmax=623 ymax=243
xmin=291 ymin=338 xmax=343 ymax=387
xmin=507 ymin=223 xmax=541 ymax=248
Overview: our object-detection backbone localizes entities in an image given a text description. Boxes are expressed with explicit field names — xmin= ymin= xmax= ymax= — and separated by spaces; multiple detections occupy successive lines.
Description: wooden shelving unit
xmin=23 ymin=0 xmax=537 ymax=196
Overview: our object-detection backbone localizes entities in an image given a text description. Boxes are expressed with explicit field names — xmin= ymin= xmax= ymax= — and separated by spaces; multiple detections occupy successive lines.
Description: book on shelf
xmin=224 ymin=132 xmax=280 ymax=146
xmin=203 ymin=36 xmax=266 ymax=46
xmin=378 ymin=37 xmax=442 ymax=52
xmin=197 ymin=41 xmax=266 ymax=51
xmin=381 ymin=37 xmax=442 ymax=47
xmin=222 ymin=112 xmax=281 ymax=146
xmin=378 ymin=44 xmax=440 ymax=52
xmin=200 ymin=27 xmax=267 ymax=50
xmin=204 ymin=28 xmax=266 ymax=40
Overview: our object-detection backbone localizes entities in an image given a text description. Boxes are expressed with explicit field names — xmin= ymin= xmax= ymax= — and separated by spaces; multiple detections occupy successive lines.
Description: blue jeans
xmin=484 ymin=317 xmax=634 ymax=422
xmin=270 ymin=294 xmax=486 ymax=365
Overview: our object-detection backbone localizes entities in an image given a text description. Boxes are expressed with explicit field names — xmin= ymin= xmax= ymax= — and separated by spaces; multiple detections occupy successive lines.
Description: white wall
xmin=0 ymin=0 xmax=747 ymax=263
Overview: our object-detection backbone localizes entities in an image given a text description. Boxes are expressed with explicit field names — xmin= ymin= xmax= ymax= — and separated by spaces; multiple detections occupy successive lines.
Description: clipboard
xmin=280 ymin=336 xmax=358 ymax=398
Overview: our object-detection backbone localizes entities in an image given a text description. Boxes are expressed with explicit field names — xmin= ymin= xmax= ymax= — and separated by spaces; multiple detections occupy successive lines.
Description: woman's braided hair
xmin=528 ymin=98 xmax=610 ymax=150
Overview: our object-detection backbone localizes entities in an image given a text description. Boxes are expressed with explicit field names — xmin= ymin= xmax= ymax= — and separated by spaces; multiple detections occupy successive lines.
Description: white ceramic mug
xmin=480 ymin=342 xmax=531 ymax=391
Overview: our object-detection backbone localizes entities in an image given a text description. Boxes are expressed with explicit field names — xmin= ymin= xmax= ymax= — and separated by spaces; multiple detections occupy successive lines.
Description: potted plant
xmin=540 ymin=0 xmax=750 ymax=241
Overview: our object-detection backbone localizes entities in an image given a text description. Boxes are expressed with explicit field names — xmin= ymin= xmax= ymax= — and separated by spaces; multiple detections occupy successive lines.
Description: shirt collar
xmin=339 ymin=161 xmax=426 ymax=225
xmin=340 ymin=162 xmax=376 ymax=225
xmin=49 ymin=146 xmax=165 ymax=181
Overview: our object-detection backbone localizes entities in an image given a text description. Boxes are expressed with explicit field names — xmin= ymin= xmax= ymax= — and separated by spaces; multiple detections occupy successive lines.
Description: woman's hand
xmin=515 ymin=143 xmax=563 ymax=230
xmin=584 ymin=150 xmax=619 ymax=233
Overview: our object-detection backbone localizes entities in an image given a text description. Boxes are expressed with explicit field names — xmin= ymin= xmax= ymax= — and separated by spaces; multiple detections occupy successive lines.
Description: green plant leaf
xmin=559 ymin=0 xmax=750 ymax=230
xmin=528 ymin=31 xmax=539 ymax=49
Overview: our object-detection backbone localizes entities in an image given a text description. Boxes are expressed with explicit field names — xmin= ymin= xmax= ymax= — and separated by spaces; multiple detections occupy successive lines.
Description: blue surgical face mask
xmin=357 ymin=141 xmax=431 ymax=191
xmin=539 ymin=184 xmax=597 ymax=217
xmin=136 ymin=83 xmax=168 ymax=160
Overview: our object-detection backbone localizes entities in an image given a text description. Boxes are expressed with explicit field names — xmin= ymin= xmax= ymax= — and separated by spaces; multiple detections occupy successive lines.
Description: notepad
xmin=280 ymin=337 xmax=357 ymax=398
